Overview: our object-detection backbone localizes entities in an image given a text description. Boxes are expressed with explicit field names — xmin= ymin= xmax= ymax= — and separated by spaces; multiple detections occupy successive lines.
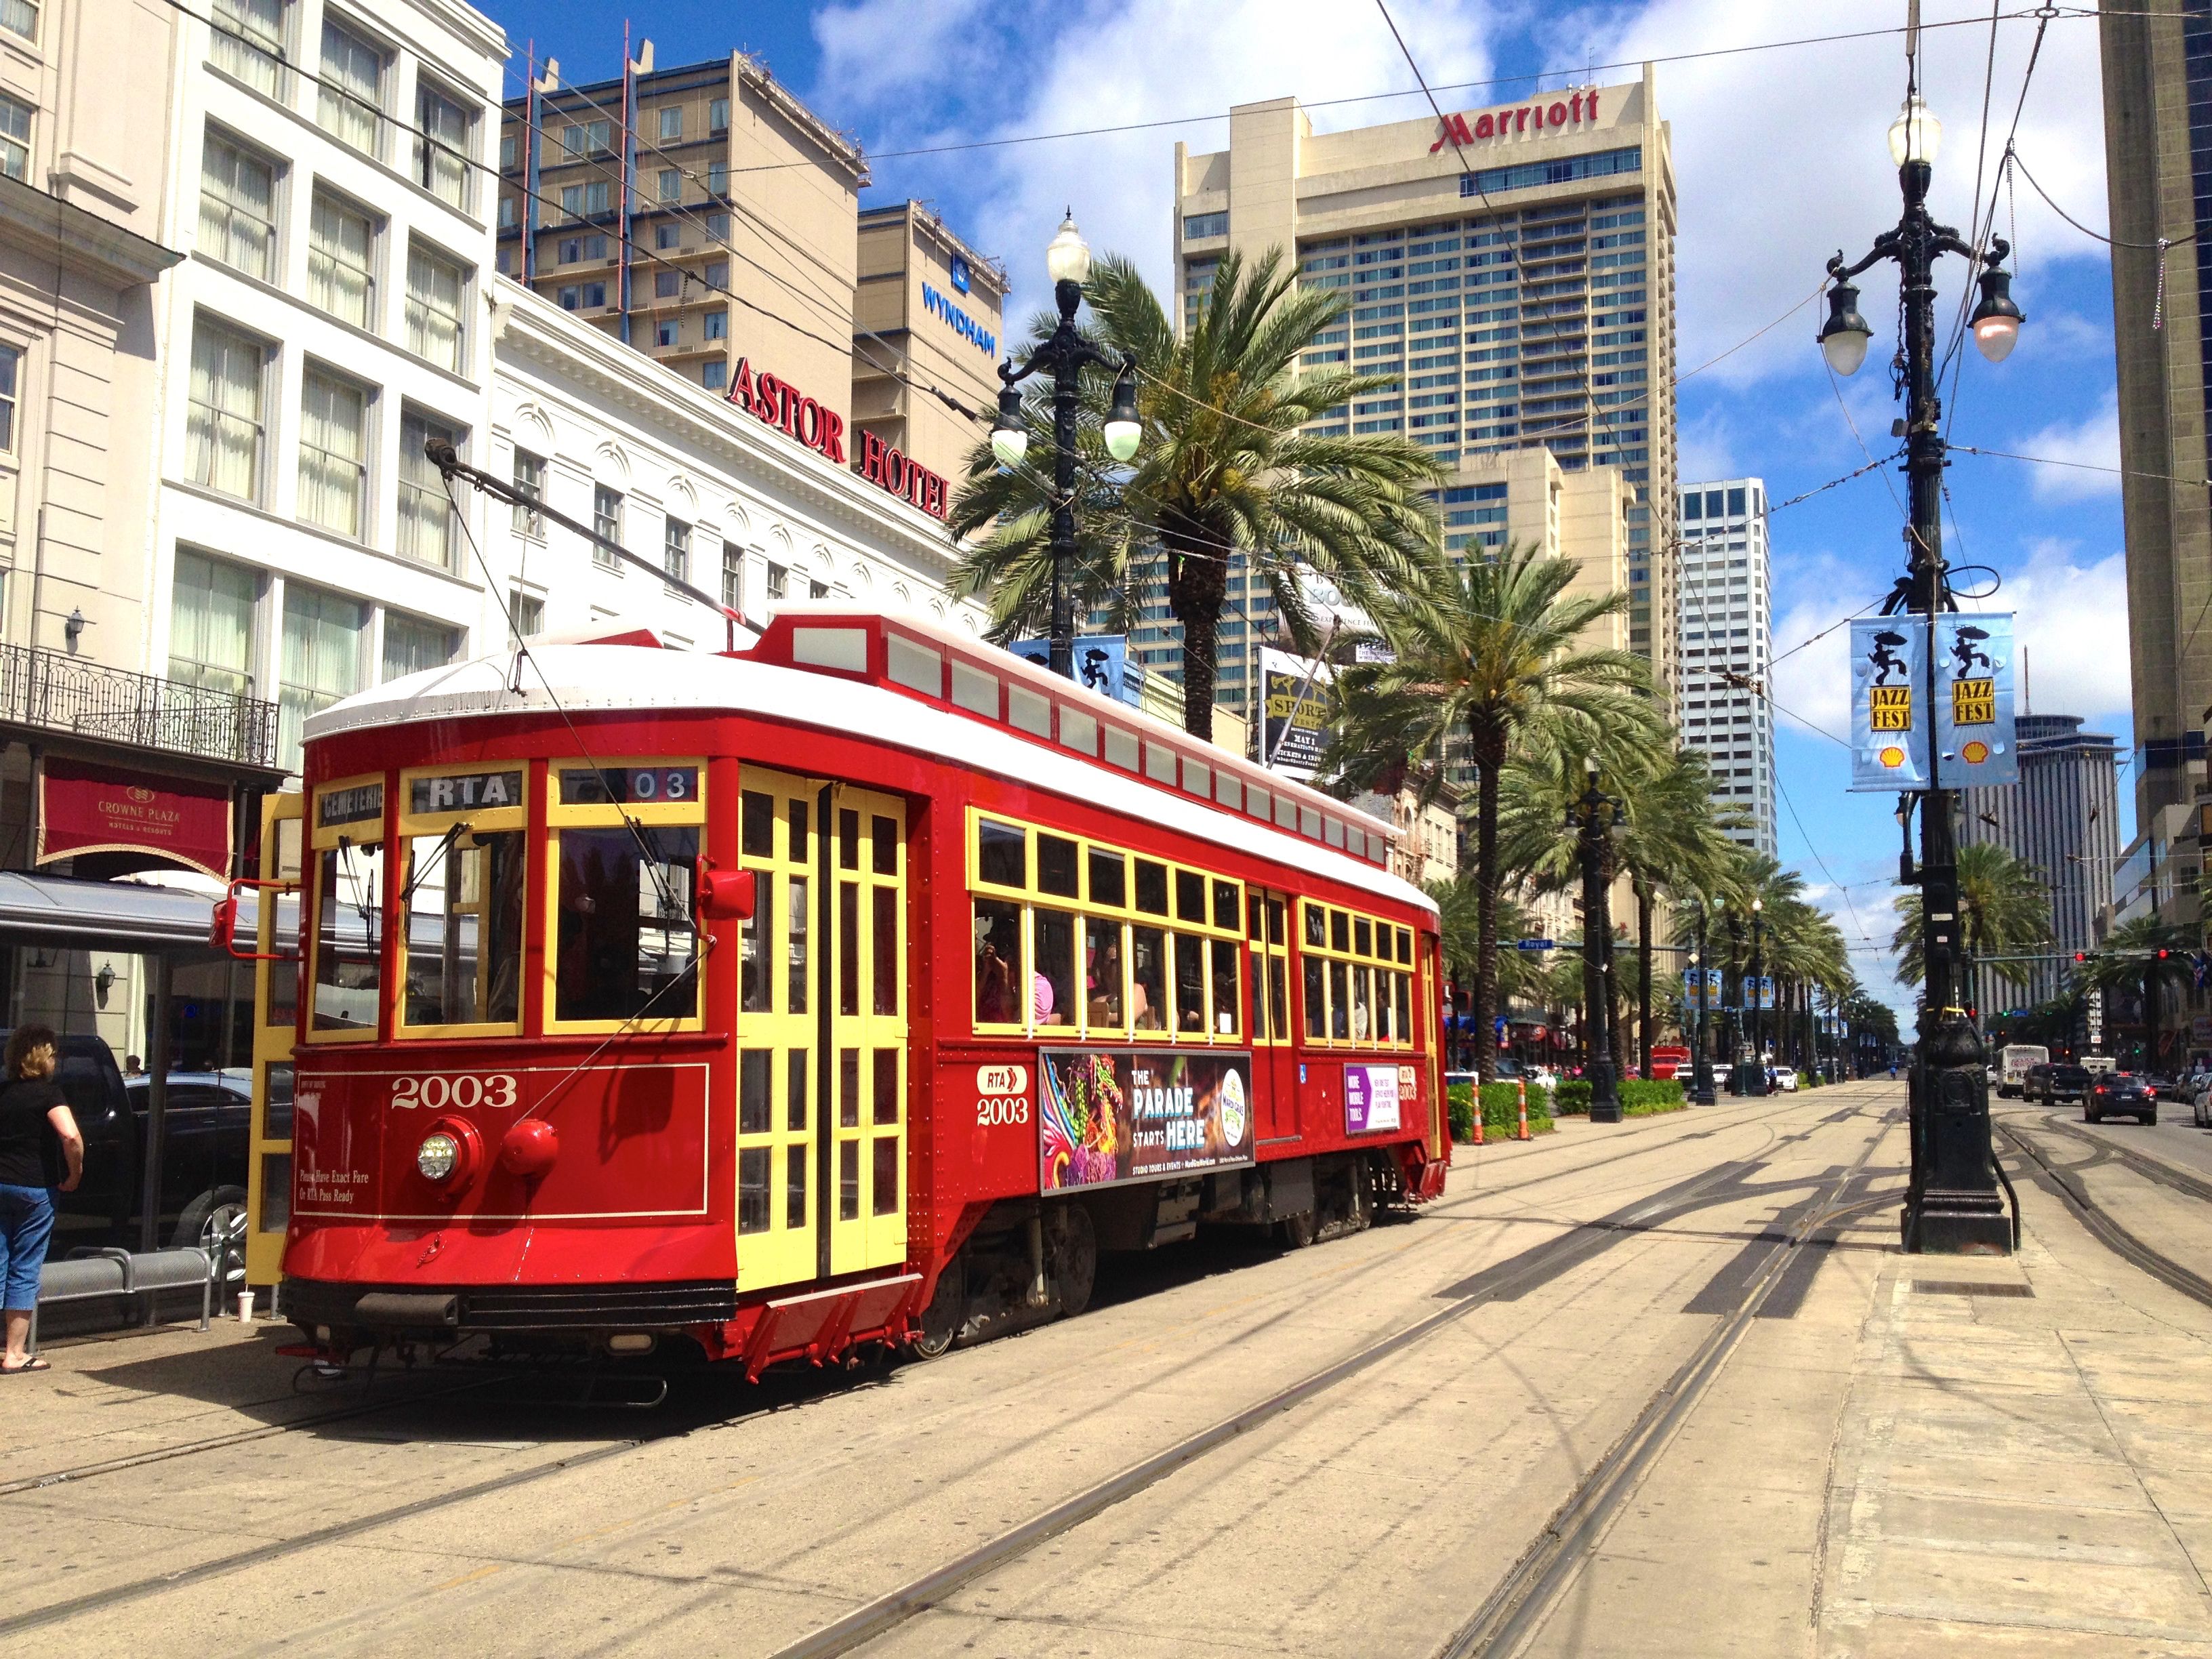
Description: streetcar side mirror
xmin=693 ymin=859 xmax=756 ymax=922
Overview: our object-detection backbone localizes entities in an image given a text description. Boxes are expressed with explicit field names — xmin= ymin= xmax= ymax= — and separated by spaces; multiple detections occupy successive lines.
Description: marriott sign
xmin=1429 ymin=87 xmax=1602 ymax=152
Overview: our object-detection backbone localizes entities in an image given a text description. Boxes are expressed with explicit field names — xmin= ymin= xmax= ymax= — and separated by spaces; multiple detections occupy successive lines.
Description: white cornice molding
xmin=0 ymin=175 xmax=181 ymax=287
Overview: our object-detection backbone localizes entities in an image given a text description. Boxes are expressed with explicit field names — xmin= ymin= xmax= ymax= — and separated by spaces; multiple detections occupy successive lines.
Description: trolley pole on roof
xmin=989 ymin=212 xmax=1141 ymax=679
xmin=1816 ymin=69 xmax=2024 ymax=1253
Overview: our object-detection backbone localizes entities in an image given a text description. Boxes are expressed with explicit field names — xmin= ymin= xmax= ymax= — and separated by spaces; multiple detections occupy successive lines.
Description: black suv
xmin=2025 ymin=1063 xmax=2093 ymax=1105
xmin=2087 ymin=1073 xmax=2158 ymax=1126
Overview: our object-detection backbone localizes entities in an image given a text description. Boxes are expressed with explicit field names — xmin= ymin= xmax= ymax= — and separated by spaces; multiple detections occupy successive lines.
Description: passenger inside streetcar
xmin=1033 ymin=909 xmax=1074 ymax=1025
xmin=1086 ymin=925 xmax=1122 ymax=1027
xmin=1130 ymin=928 xmax=1166 ymax=1030
xmin=974 ymin=900 xmax=1021 ymax=1025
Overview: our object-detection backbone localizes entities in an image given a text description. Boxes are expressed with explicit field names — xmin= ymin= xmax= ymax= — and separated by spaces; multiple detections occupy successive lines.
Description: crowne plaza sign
xmin=1430 ymin=87 xmax=1603 ymax=152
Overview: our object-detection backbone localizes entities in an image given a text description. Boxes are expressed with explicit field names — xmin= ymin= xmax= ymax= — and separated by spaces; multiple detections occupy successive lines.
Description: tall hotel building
xmin=2100 ymin=4 xmax=2212 ymax=821
xmin=1676 ymin=479 xmax=1776 ymax=855
xmin=1168 ymin=69 xmax=1677 ymax=715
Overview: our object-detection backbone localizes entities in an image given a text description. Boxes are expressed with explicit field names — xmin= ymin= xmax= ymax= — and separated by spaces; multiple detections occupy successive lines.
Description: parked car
xmin=123 ymin=1070 xmax=253 ymax=1279
xmin=2022 ymin=1062 xmax=2088 ymax=1104
xmin=2087 ymin=1073 xmax=2158 ymax=1126
xmin=1769 ymin=1066 xmax=1799 ymax=1092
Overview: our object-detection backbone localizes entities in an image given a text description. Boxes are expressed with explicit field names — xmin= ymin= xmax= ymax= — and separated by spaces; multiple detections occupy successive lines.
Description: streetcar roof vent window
xmin=1325 ymin=817 xmax=1347 ymax=849
xmin=1144 ymin=741 xmax=1179 ymax=785
xmin=1008 ymin=683 xmax=1051 ymax=739
xmin=1275 ymin=793 xmax=1297 ymax=831
xmin=1059 ymin=706 xmax=1098 ymax=756
xmin=1347 ymin=826 xmax=1365 ymax=858
xmin=792 ymin=626 xmax=869 ymax=674
xmin=1105 ymin=726 xmax=1139 ymax=771
xmin=1300 ymin=805 xmax=1323 ymax=840
xmin=1215 ymin=771 xmax=1242 ymax=813
xmin=1182 ymin=758 xmax=1211 ymax=799
xmin=886 ymin=634 xmax=943 ymax=697
xmin=951 ymin=659 xmax=999 ymax=718
xmin=1246 ymin=782 xmax=1271 ymax=822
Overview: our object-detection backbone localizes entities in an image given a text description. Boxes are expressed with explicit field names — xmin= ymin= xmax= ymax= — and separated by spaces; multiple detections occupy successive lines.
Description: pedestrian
xmin=1 ymin=1023 xmax=82 ymax=1374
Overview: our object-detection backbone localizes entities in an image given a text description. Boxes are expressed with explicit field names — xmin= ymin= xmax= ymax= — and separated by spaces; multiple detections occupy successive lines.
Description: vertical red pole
xmin=1516 ymin=1078 xmax=1530 ymax=1141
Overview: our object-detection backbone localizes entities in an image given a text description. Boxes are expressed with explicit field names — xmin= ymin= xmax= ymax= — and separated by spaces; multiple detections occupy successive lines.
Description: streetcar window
xmin=840 ymin=1050 xmax=860 ymax=1127
xmin=1303 ymin=905 xmax=1325 ymax=949
xmin=1183 ymin=758 xmax=1210 ymax=798
xmin=1216 ymin=773 xmax=1242 ymax=813
xmin=1397 ymin=927 xmax=1412 ymax=964
xmin=1173 ymin=933 xmax=1206 ymax=1033
xmin=1269 ymin=956 xmax=1290 ymax=1039
xmin=742 ymin=791 xmax=775 ymax=858
xmin=1059 ymin=708 xmax=1098 ymax=756
xmin=840 ymin=1141 xmax=860 ymax=1221
xmin=874 ymin=1049 xmax=899 ymax=1124
xmin=1104 ymin=726 xmax=1139 ymax=771
xmin=1248 ymin=947 xmax=1268 ymax=1040
xmin=1134 ymin=859 xmax=1169 ymax=916
xmin=553 ymin=827 xmax=701 ymax=1023
xmin=1174 ymin=869 xmax=1206 ymax=923
xmin=741 ymin=877 xmax=771 ymax=1014
xmin=873 ymin=1136 xmax=899 ymax=1215
xmin=839 ymin=885 xmax=860 ymax=1016
xmin=1330 ymin=909 xmax=1351 ymax=954
xmin=1034 ymin=910 xmax=1076 ymax=1026
xmin=1037 ymin=834 xmax=1079 ymax=899
xmin=1088 ymin=848 xmax=1126 ymax=908
xmin=1304 ymin=958 xmax=1326 ymax=1039
xmin=400 ymin=830 xmax=524 ymax=1029
xmin=1395 ymin=973 xmax=1412 ymax=1042
xmin=739 ymin=1048 xmax=771 ymax=1134
xmin=1130 ymin=927 xmax=1166 ymax=1031
xmin=787 ymin=1054 xmax=808 ymax=1131
xmin=739 ymin=1147 xmax=769 ymax=1233
xmin=977 ymin=819 xmax=1025 ymax=887
xmin=839 ymin=809 xmax=861 ymax=872
xmin=873 ymin=887 xmax=898 ymax=1016
xmin=1330 ymin=961 xmax=1350 ymax=1040
xmin=1355 ymin=918 xmax=1373 ymax=959
xmin=1268 ymin=899 xmax=1286 ymax=947
xmin=1085 ymin=919 xmax=1124 ymax=1028
xmin=1210 ymin=939 xmax=1239 ymax=1036
xmin=788 ymin=877 xmax=809 ymax=1015
xmin=1247 ymin=894 xmax=1263 ymax=939
xmin=1246 ymin=783 xmax=1271 ymax=823
xmin=972 ymin=898 xmax=1022 ymax=1026
xmin=1351 ymin=966 xmax=1372 ymax=1043
xmin=786 ymin=1147 xmax=807 ymax=1231
xmin=312 ymin=841 xmax=384 ymax=1034
xmin=872 ymin=816 xmax=897 ymax=876
xmin=1213 ymin=880 xmax=1239 ymax=931
xmin=790 ymin=799 xmax=810 ymax=862
xmin=562 ymin=766 xmax=699 ymax=805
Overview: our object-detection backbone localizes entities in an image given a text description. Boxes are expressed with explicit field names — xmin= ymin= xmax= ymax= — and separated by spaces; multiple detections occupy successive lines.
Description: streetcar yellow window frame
xmin=304 ymin=773 xmax=388 ymax=1045
xmin=544 ymin=756 xmax=708 ymax=1035
xmin=1296 ymin=898 xmax=1417 ymax=1050
xmin=392 ymin=762 xmax=529 ymax=1040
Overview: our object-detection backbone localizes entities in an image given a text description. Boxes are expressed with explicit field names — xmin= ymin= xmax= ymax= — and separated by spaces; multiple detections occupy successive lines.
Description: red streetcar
xmin=258 ymin=611 xmax=1447 ymax=1374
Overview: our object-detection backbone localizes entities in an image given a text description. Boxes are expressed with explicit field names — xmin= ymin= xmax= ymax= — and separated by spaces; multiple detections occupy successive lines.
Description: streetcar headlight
xmin=417 ymin=1132 xmax=462 ymax=1182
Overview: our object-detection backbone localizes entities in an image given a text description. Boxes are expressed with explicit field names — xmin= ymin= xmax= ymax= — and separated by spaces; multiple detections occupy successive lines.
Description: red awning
xmin=36 ymin=757 xmax=231 ymax=878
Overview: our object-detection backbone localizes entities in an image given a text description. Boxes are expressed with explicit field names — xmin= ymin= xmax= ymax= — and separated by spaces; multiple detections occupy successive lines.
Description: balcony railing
xmin=0 ymin=644 xmax=279 ymax=771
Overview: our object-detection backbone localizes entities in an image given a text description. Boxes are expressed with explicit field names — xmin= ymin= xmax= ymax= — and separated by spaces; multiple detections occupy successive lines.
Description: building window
xmin=708 ymin=97 xmax=728 ymax=134
xmin=298 ymin=367 xmax=369 ymax=539
xmin=306 ymin=190 xmax=374 ymax=328
xmin=382 ymin=610 xmax=455 ymax=681
xmin=0 ymin=344 xmax=18 ymax=453
xmin=169 ymin=550 xmax=257 ymax=696
xmin=705 ymin=212 xmax=729 ymax=241
xmin=279 ymin=582 xmax=363 ymax=769
xmin=186 ymin=318 xmax=265 ymax=501
xmin=663 ymin=516 xmax=690 ymax=583
xmin=657 ymin=167 xmax=679 ymax=203
xmin=655 ymin=222 xmax=678 ymax=251
xmin=558 ymin=281 xmax=607 ymax=312
xmin=560 ymin=119 xmax=611 ymax=157
xmin=703 ymin=308 xmax=727 ymax=340
xmin=658 ymin=105 xmax=682 ymax=141
xmin=765 ymin=561 xmax=786 ymax=600
xmin=210 ymin=0 xmax=283 ymax=92
xmin=809 ymin=580 xmax=828 ymax=600
xmin=511 ymin=449 xmax=544 ymax=535
xmin=396 ymin=409 xmax=461 ymax=569
xmin=707 ymin=161 xmax=727 ymax=196
xmin=405 ymin=242 xmax=467 ymax=371
xmin=0 ymin=94 xmax=26 ymax=182
xmin=199 ymin=132 xmax=277 ymax=281
xmin=560 ymin=180 xmax=609 ymax=218
xmin=414 ymin=79 xmax=472 ymax=209
xmin=509 ymin=588 xmax=544 ymax=636
xmin=592 ymin=485 xmax=621 ymax=569
xmin=499 ymin=130 xmax=517 ymax=171
xmin=655 ymin=320 xmax=677 ymax=348
xmin=702 ymin=360 xmax=726 ymax=390
xmin=497 ymin=195 xmax=516 ymax=230
xmin=316 ymin=20 xmax=382 ymax=156
xmin=655 ymin=269 xmax=680 ymax=300
xmin=705 ymin=260 xmax=728 ymax=289
xmin=720 ymin=542 xmax=742 ymax=611
xmin=1183 ymin=211 xmax=1227 ymax=240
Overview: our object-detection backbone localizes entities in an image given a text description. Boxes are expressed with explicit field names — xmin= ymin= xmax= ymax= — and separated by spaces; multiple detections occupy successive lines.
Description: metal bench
xmin=29 ymin=1246 xmax=212 ymax=1355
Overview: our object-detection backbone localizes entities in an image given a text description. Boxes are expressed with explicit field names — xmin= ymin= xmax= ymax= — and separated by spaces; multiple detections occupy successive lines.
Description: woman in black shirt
xmin=0 ymin=1023 xmax=83 ymax=1374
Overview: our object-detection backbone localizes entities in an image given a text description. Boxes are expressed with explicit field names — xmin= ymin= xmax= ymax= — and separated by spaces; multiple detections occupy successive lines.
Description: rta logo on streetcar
xmin=975 ymin=1063 xmax=1030 ymax=1095
xmin=975 ymin=1063 xmax=1031 ymax=1128
xmin=390 ymin=1073 xmax=520 ymax=1111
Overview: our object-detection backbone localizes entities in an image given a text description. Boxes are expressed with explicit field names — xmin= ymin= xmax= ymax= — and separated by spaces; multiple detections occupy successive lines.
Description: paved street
xmin=1 ymin=1082 xmax=2207 ymax=1657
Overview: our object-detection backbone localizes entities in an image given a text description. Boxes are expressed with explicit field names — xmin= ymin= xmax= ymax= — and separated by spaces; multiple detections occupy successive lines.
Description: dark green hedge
xmin=1446 ymin=1080 xmax=1555 ymax=1141
xmin=1553 ymin=1080 xmax=1593 ymax=1114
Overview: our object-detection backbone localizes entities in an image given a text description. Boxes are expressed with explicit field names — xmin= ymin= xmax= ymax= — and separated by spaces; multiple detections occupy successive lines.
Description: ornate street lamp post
xmin=1746 ymin=897 xmax=1767 ymax=1095
xmin=1819 ymin=87 xmax=2022 ymax=1252
xmin=991 ymin=211 xmax=1142 ymax=680
xmin=1566 ymin=756 xmax=1623 ymax=1123
xmin=1691 ymin=904 xmax=1717 ymax=1106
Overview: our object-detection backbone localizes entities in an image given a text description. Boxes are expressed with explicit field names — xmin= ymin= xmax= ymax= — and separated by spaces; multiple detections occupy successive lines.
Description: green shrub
xmin=1448 ymin=1082 xmax=1477 ymax=1143
xmin=1554 ymin=1080 xmax=1593 ymax=1115
xmin=1447 ymin=1080 xmax=1555 ymax=1140
xmin=1620 ymin=1078 xmax=1685 ymax=1112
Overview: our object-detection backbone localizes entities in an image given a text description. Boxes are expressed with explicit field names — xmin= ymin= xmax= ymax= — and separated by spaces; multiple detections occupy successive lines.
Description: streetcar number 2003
xmin=390 ymin=1074 xmax=519 ymax=1111
xmin=977 ymin=1096 xmax=1029 ymax=1126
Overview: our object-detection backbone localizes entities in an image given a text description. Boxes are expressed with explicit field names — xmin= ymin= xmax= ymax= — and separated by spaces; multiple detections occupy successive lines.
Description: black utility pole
xmin=1691 ymin=905 xmax=1716 ymax=1105
xmin=991 ymin=211 xmax=1141 ymax=678
xmin=1567 ymin=758 xmax=1622 ymax=1122
xmin=1819 ymin=78 xmax=2023 ymax=1253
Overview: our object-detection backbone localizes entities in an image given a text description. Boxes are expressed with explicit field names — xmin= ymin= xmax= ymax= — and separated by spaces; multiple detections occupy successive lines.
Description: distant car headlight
xmin=417 ymin=1132 xmax=461 ymax=1181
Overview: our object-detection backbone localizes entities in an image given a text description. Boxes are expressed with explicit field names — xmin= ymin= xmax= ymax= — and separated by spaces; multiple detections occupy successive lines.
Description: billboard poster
xmin=1344 ymin=1063 xmax=1402 ymax=1134
xmin=1933 ymin=613 xmax=2019 ymax=787
xmin=1259 ymin=646 xmax=1334 ymax=778
xmin=1008 ymin=634 xmax=1138 ymax=705
xmin=1040 ymin=1048 xmax=1254 ymax=1191
xmin=1849 ymin=616 xmax=1931 ymax=792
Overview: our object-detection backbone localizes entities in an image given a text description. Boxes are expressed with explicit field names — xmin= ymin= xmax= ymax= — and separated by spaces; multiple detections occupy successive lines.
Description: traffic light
xmin=2074 ymin=951 xmax=2088 ymax=964
xmin=2158 ymin=949 xmax=2172 ymax=960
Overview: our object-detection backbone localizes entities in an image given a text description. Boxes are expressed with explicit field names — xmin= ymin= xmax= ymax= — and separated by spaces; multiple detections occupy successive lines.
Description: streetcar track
xmin=762 ymin=1097 xmax=1898 ymax=1659
xmin=1996 ymin=1116 xmax=2212 ymax=1311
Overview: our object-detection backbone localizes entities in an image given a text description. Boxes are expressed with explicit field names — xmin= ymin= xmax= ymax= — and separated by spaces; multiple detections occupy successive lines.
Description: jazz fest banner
xmin=1848 ymin=617 xmax=1931 ymax=791
xmin=1039 ymin=1048 xmax=1254 ymax=1192
xmin=1933 ymin=613 xmax=2019 ymax=787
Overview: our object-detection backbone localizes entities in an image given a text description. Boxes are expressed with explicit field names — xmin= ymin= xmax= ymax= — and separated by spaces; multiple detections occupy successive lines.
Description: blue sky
xmin=492 ymin=1 xmax=2127 ymax=1017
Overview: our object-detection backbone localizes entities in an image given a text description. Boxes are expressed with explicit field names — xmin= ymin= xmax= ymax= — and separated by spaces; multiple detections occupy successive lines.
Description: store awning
xmin=0 ymin=870 xmax=291 ymax=955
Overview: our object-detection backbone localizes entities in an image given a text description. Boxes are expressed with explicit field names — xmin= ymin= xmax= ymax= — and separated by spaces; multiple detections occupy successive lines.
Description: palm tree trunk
xmin=1471 ymin=720 xmax=1506 ymax=1086
xmin=1163 ymin=529 xmax=1227 ymax=741
xmin=1635 ymin=880 xmax=1654 ymax=1081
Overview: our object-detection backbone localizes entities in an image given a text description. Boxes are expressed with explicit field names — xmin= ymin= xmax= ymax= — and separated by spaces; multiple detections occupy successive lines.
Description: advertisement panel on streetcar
xmin=1040 ymin=1048 xmax=1253 ymax=1191
xmin=1345 ymin=1063 xmax=1404 ymax=1134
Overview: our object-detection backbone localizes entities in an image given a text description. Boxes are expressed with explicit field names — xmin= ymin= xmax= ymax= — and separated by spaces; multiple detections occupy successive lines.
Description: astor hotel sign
xmin=725 ymin=357 xmax=949 ymax=521
xmin=1430 ymin=87 xmax=1602 ymax=152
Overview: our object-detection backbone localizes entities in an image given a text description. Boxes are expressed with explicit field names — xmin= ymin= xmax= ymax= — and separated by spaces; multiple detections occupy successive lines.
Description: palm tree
xmin=2078 ymin=914 xmax=2196 ymax=1069
xmin=1892 ymin=841 xmax=2051 ymax=991
xmin=1329 ymin=551 xmax=1647 ymax=1083
xmin=946 ymin=247 xmax=1444 ymax=738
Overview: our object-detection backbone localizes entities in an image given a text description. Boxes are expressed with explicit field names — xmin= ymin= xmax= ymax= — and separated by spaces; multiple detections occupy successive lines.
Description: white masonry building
xmin=1675 ymin=477 xmax=1776 ymax=856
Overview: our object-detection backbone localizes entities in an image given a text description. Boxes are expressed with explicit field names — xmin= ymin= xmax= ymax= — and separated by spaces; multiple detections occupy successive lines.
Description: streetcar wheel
xmin=1050 ymin=1203 xmax=1097 ymax=1319
xmin=1277 ymin=1210 xmax=1317 ymax=1250
xmin=912 ymin=1256 xmax=965 ymax=1359
xmin=175 ymin=1185 xmax=249 ymax=1292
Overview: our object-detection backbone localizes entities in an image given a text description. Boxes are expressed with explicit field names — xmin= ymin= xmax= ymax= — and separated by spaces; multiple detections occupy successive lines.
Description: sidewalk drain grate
xmin=1910 ymin=1279 xmax=2033 ymax=1298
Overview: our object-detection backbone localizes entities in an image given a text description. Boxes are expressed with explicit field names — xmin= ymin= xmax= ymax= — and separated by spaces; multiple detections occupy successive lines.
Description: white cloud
xmin=1965 ymin=538 xmax=2131 ymax=722
xmin=811 ymin=0 xmax=996 ymax=107
xmin=1677 ymin=406 xmax=1738 ymax=485
xmin=2014 ymin=388 xmax=2121 ymax=502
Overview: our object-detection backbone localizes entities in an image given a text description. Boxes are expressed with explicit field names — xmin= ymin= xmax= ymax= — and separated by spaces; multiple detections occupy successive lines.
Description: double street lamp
xmin=1746 ymin=897 xmax=1767 ymax=1096
xmin=1565 ymin=756 xmax=1623 ymax=1124
xmin=990 ymin=212 xmax=1142 ymax=680
xmin=1818 ymin=90 xmax=2023 ymax=1253
xmin=1689 ymin=904 xmax=1717 ymax=1106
